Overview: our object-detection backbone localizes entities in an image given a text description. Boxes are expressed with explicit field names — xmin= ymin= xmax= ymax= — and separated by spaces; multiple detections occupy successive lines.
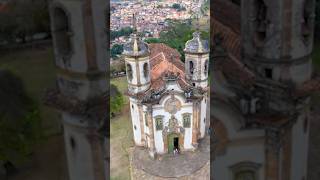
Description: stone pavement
xmin=130 ymin=136 xmax=210 ymax=179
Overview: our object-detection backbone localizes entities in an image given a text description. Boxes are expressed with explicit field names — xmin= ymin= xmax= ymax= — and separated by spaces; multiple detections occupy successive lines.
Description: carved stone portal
xmin=162 ymin=115 xmax=185 ymax=153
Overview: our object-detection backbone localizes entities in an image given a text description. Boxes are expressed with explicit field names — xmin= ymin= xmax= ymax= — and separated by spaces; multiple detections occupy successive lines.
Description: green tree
xmin=0 ymin=70 xmax=43 ymax=173
xmin=110 ymin=84 xmax=124 ymax=118
xmin=111 ymin=44 xmax=124 ymax=58
xmin=155 ymin=20 xmax=209 ymax=61
xmin=111 ymin=27 xmax=134 ymax=40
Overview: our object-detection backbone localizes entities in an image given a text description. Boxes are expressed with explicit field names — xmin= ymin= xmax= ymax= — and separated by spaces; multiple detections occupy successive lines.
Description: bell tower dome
xmin=123 ymin=13 xmax=151 ymax=94
xmin=184 ymin=31 xmax=209 ymax=88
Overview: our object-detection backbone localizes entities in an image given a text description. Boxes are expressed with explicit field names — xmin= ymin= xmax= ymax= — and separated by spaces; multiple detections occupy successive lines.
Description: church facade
xmin=123 ymin=29 xmax=209 ymax=158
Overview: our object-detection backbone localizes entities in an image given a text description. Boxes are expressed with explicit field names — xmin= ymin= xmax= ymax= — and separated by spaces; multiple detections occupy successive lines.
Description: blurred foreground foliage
xmin=0 ymin=70 xmax=43 ymax=167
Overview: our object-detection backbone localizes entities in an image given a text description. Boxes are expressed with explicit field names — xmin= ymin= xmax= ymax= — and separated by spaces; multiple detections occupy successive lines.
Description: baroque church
xmin=212 ymin=0 xmax=319 ymax=179
xmin=123 ymin=17 xmax=209 ymax=158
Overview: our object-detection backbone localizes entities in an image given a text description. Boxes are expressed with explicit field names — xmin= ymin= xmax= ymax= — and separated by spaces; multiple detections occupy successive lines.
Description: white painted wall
xmin=62 ymin=113 xmax=95 ymax=180
xmin=213 ymin=143 xmax=265 ymax=180
xmin=200 ymin=97 xmax=207 ymax=138
xmin=129 ymin=98 xmax=142 ymax=146
xmin=152 ymin=94 xmax=194 ymax=154
xmin=290 ymin=112 xmax=309 ymax=180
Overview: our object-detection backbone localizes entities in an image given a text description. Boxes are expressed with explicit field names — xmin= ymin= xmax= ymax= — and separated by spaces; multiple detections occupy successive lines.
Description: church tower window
xmin=70 ymin=136 xmax=76 ymax=150
xmin=204 ymin=60 xmax=208 ymax=75
xmin=143 ymin=63 xmax=149 ymax=78
xmin=254 ymin=0 xmax=267 ymax=45
xmin=52 ymin=7 xmax=72 ymax=58
xmin=302 ymin=0 xmax=313 ymax=44
xmin=183 ymin=113 xmax=191 ymax=128
xmin=230 ymin=162 xmax=260 ymax=180
xmin=189 ymin=61 xmax=194 ymax=74
xmin=155 ymin=116 xmax=163 ymax=130
xmin=264 ymin=68 xmax=272 ymax=79
xmin=126 ymin=64 xmax=133 ymax=81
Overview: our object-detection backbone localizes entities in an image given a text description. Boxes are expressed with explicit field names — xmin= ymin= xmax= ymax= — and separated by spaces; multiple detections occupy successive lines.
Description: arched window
xmin=234 ymin=170 xmax=255 ymax=180
xmin=126 ymin=64 xmax=133 ymax=81
xmin=183 ymin=113 xmax=191 ymax=128
xmin=143 ymin=63 xmax=149 ymax=78
xmin=302 ymin=0 xmax=313 ymax=44
xmin=189 ymin=61 xmax=194 ymax=74
xmin=230 ymin=162 xmax=260 ymax=180
xmin=155 ymin=116 xmax=164 ymax=130
xmin=204 ymin=60 xmax=208 ymax=75
xmin=52 ymin=7 xmax=72 ymax=58
xmin=254 ymin=0 xmax=267 ymax=45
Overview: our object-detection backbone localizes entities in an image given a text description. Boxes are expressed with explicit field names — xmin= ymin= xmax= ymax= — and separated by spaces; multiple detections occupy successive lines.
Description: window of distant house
xmin=183 ymin=113 xmax=191 ymax=128
xmin=127 ymin=64 xmax=133 ymax=81
xmin=155 ymin=116 xmax=163 ymax=130
xmin=189 ymin=61 xmax=194 ymax=74
xmin=143 ymin=63 xmax=149 ymax=78
xmin=145 ymin=113 xmax=148 ymax=127
xmin=265 ymin=68 xmax=272 ymax=79
xmin=53 ymin=7 xmax=72 ymax=58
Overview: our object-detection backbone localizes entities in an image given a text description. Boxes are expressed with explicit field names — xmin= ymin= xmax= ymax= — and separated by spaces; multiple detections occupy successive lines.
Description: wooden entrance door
xmin=168 ymin=133 xmax=179 ymax=153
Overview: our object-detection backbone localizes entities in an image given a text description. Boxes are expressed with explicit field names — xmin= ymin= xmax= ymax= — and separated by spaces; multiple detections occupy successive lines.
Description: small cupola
xmin=123 ymin=33 xmax=150 ymax=57
xmin=184 ymin=31 xmax=209 ymax=54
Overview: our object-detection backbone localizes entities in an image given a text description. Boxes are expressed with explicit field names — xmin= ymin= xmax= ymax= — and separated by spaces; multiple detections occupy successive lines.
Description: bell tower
xmin=241 ymin=0 xmax=315 ymax=85
xmin=124 ymin=13 xmax=151 ymax=94
xmin=48 ymin=0 xmax=107 ymax=180
xmin=240 ymin=0 xmax=315 ymax=180
xmin=184 ymin=31 xmax=209 ymax=88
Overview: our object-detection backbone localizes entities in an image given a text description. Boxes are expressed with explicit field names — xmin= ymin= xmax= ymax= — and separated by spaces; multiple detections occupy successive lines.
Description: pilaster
xmin=146 ymin=105 xmax=156 ymax=158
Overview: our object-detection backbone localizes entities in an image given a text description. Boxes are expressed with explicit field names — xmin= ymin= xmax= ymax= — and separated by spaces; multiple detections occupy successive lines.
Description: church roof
xmin=126 ymin=43 xmax=206 ymax=103
xmin=149 ymin=43 xmax=185 ymax=81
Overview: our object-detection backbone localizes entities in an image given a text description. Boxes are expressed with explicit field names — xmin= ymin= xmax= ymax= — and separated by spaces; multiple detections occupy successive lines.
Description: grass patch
xmin=110 ymin=77 xmax=134 ymax=180
xmin=0 ymin=47 xmax=61 ymax=135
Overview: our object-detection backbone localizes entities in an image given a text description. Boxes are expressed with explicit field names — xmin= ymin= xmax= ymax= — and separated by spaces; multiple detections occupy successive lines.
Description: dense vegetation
xmin=145 ymin=20 xmax=209 ymax=61
xmin=0 ymin=70 xmax=43 ymax=172
xmin=111 ymin=27 xmax=134 ymax=41
xmin=111 ymin=44 xmax=124 ymax=58
xmin=110 ymin=84 xmax=125 ymax=118
xmin=171 ymin=3 xmax=186 ymax=11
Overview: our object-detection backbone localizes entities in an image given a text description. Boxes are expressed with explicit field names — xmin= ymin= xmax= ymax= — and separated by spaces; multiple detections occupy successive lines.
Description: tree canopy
xmin=145 ymin=20 xmax=209 ymax=61
xmin=110 ymin=84 xmax=125 ymax=118
xmin=111 ymin=44 xmax=124 ymax=58
xmin=111 ymin=27 xmax=134 ymax=40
